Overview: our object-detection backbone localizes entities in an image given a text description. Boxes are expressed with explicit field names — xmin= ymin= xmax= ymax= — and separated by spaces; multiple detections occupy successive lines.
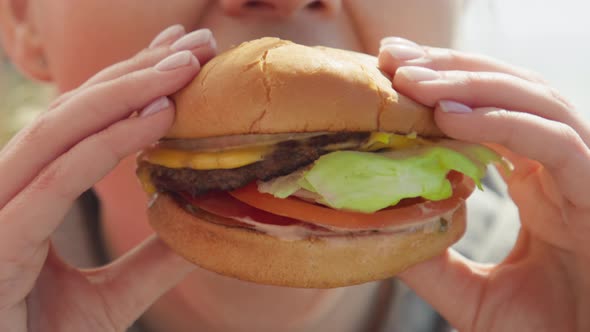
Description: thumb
xmin=398 ymin=249 xmax=490 ymax=331
xmin=82 ymin=235 xmax=195 ymax=329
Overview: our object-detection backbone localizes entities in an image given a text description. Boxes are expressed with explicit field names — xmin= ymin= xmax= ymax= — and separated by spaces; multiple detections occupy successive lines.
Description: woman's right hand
xmin=0 ymin=25 xmax=216 ymax=332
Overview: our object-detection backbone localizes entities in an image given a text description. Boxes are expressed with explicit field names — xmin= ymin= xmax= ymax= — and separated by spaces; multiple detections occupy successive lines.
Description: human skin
xmin=1 ymin=0 xmax=590 ymax=331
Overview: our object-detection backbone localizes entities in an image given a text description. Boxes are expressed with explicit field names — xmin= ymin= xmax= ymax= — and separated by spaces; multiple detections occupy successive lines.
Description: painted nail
xmin=380 ymin=36 xmax=419 ymax=47
xmin=149 ymin=24 xmax=186 ymax=49
xmin=140 ymin=96 xmax=171 ymax=117
xmin=439 ymin=100 xmax=473 ymax=114
xmin=171 ymin=29 xmax=213 ymax=52
xmin=210 ymin=34 xmax=218 ymax=50
xmin=155 ymin=51 xmax=199 ymax=71
xmin=382 ymin=44 xmax=424 ymax=61
xmin=396 ymin=66 xmax=439 ymax=82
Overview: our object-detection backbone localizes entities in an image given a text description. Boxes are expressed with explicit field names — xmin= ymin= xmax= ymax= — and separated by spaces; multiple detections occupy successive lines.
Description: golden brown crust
xmin=149 ymin=194 xmax=466 ymax=288
xmin=169 ymin=37 xmax=444 ymax=139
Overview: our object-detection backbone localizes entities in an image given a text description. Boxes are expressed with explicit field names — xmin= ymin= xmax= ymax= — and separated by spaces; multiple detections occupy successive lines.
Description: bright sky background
xmin=458 ymin=0 xmax=590 ymax=117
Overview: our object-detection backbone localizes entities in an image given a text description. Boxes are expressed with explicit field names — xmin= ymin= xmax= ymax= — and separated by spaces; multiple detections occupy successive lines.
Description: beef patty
xmin=141 ymin=132 xmax=370 ymax=196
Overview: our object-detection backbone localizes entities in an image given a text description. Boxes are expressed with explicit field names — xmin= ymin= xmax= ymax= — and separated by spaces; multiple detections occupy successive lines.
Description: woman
xmin=0 ymin=0 xmax=588 ymax=331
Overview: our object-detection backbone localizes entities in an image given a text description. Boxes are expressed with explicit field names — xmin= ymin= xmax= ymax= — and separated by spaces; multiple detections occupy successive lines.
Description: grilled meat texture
xmin=143 ymin=132 xmax=370 ymax=196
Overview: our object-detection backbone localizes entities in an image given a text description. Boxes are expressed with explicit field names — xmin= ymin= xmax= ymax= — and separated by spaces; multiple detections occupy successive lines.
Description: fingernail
xmin=140 ymin=97 xmax=171 ymax=117
xmin=171 ymin=29 xmax=213 ymax=52
xmin=382 ymin=44 xmax=424 ymax=61
xmin=149 ymin=24 xmax=186 ymax=49
xmin=380 ymin=36 xmax=419 ymax=47
xmin=210 ymin=35 xmax=218 ymax=50
xmin=396 ymin=66 xmax=439 ymax=82
xmin=439 ymin=100 xmax=473 ymax=114
xmin=155 ymin=51 xmax=199 ymax=71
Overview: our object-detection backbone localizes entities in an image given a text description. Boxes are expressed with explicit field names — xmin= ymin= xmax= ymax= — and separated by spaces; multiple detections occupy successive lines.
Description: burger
xmin=136 ymin=37 xmax=504 ymax=288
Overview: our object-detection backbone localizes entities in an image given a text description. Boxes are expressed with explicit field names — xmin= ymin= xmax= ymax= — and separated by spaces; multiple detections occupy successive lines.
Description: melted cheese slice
xmin=140 ymin=145 xmax=273 ymax=170
xmin=141 ymin=132 xmax=428 ymax=173
xmin=362 ymin=132 xmax=428 ymax=151
xmin=137 ymin=166 xmax=157 ymax=195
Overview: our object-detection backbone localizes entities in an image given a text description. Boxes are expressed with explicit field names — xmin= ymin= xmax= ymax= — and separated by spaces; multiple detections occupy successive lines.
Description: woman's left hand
xmin=378 ymin=37 xmax=590 ymax=332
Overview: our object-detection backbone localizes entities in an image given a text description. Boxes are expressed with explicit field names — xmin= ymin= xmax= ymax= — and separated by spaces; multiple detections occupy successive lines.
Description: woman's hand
xmin=379 ymin=37 xmax=590 ymax=331
xmin=0 ymin=25 xmax=216 ymax=332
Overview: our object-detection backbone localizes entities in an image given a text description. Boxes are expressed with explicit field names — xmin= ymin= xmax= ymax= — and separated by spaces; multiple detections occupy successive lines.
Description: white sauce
xmin=233 ymin=207 xmax=458 ymax=241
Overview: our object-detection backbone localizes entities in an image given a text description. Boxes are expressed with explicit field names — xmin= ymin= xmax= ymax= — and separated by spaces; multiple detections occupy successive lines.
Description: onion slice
xmin=157 ymin=132 xmax=331 ymax=151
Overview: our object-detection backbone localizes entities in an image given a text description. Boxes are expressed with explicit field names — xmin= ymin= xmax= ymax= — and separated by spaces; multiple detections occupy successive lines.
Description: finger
xmin=0 ymin=97 xmax=174 ymax=253
xmin=487 ymin=145 xmax=590 ymax=252
xmin=393 ymin=66 xmax=590 ymax=145
xmin=394 ymin=66 xmax=575 ymax=121
xmin=398 ymin=249 xmax=489 ymax=331
xmin=23 ymin=239 xmax=194 ymax=332
xmin=83 ymin=236 xmax=195 ymax=331
xmin=47 ymin=48 xmax=178 ymax=111
xmin=48 ymin=27 xmax=216 ymax=110
xmin=84 ymin=28 xmax=215 ymax=90
xmin=0 ymin=51 xmax=200 ymax=209
xmin=434 ymin=105 xmax=590 ymax=208
xmin=379 ymin=37 xmax=546 ymax=84
xmin=47 ymin=24 xmax=187 ymax=110
xmin=502 ymin=158 xmax=576 ymax=250
xmin=379 ymin=36 xmax=419 ymax=47
xmin=149 ymin=24 xmax=187 ymax=49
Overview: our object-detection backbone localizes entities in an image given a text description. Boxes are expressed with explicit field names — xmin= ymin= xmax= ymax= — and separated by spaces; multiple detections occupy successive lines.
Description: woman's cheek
xmin=35 ymin=0 xmax=207 ymax=91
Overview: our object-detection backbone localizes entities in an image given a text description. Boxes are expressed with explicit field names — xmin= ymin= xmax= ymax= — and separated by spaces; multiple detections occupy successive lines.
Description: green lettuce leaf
xmin=258 ymin=143 xmax=505 ymax=213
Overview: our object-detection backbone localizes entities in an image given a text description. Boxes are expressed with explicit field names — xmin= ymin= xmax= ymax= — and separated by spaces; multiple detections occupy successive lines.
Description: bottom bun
xmin=149 ymin=194 xmax=466 ymax=288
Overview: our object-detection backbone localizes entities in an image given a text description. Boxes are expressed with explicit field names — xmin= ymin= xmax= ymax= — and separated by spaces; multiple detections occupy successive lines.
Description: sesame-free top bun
xmin=148 ymin=38 xmax=463 ymax=288
xmin=168 ymin=37 xmax=444 ymax=139
xmin=149 ymin=194 xmax=466 ymax=288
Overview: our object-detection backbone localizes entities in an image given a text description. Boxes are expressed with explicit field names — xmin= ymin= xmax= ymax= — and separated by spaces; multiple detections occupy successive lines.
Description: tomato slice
xmin=179 ymin=191 xmax=329 ymax=230
xmin=229 ymin=172 xmax=474 ymax=230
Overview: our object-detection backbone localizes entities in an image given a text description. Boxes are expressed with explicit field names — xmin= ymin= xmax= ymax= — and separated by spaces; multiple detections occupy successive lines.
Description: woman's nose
xmin=220 ymin=0 xmax=342 ymax=18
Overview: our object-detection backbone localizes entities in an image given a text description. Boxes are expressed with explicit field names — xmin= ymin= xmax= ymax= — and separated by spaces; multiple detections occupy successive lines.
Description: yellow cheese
xmin=137 ymin=166 xmax=156 ymax=195
xmin=141 ymin=145 xmax=273 ymax=170
xmin=362 ymin=132 xmax=428 ymax=151
xmin=140 ymin=132 xmax=428 ymax=173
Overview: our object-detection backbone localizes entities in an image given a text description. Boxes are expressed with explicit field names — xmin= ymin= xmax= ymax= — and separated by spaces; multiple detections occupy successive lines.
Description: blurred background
xmin=459 ymin=0 xmax=590 ymax=118
xmin=2 ymin=1 xmax=589 ymax=147
xmin=0 ymin=48 xmax=54 ymax=145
